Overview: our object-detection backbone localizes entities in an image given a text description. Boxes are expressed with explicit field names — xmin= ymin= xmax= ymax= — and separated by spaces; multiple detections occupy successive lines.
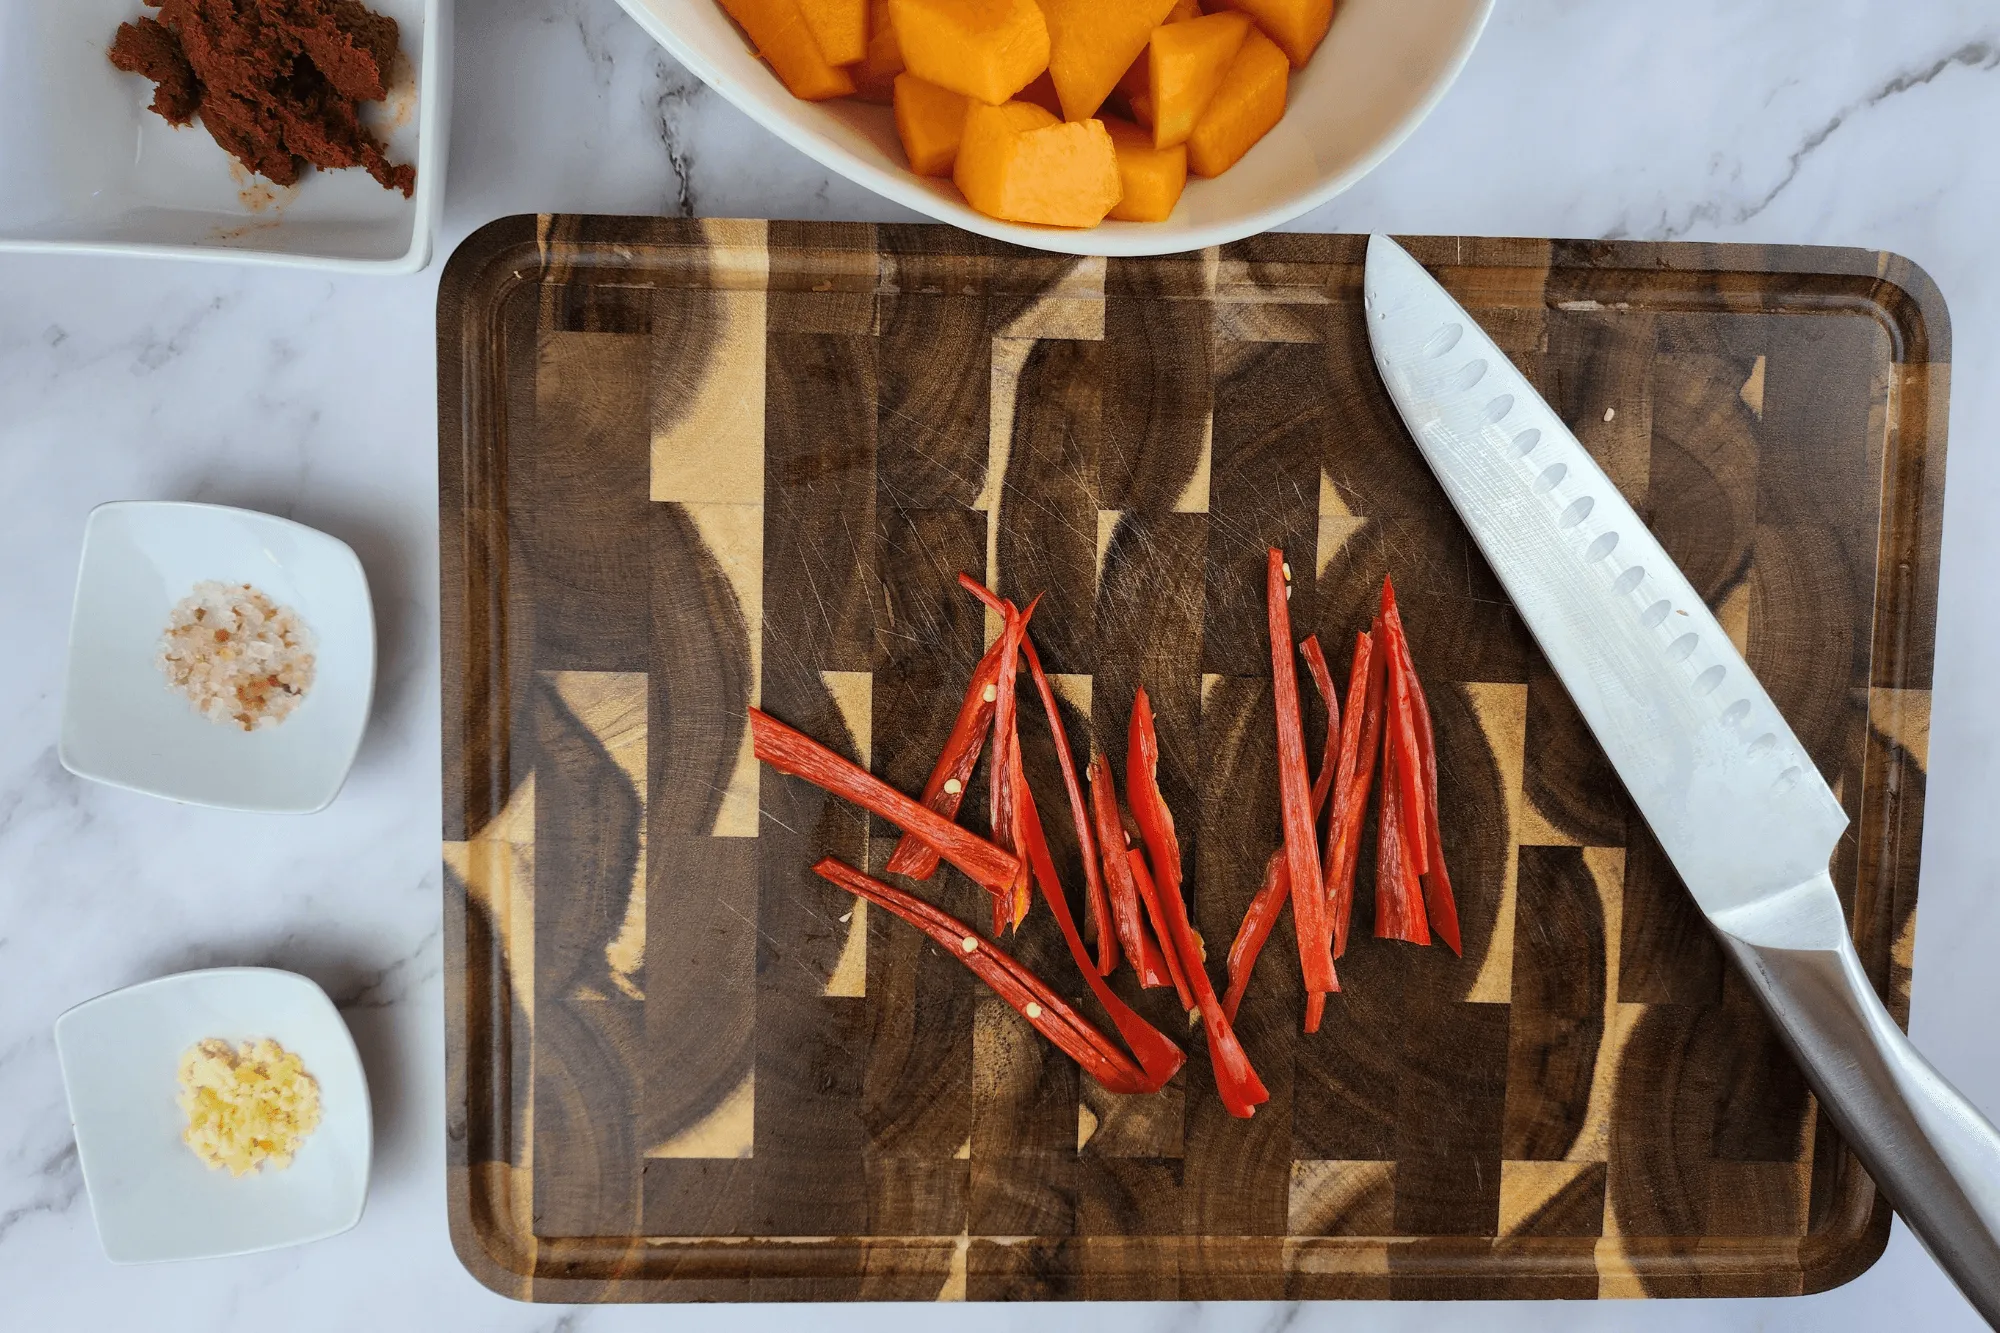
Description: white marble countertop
xmin=3 ymin=1 xmax=1998 ymax=1328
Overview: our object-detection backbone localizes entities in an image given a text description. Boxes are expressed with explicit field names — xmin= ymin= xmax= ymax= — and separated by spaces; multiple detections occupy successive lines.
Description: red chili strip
xmin=882 ymin=636 xmax=1005 ymax=879
xmin=749 ymin=708 xmax=1021 ymax=893
xmin=1129 ymin=688 xmax=1270 ymax=1119
xmin=1228 ymin=635 xmax=1339 ymax=1035
xmin=1223 ymin=849 xmax=1287 ymax=1024
xmin=1090 ymin=755 xmax=1173 ymax=988
xmin=1377 ymin=578 xmax=1430 ymax=876
xmin=1124 ymin=827 xmax=1195 ymax=1009
xmin=1298 ymin=633 xmax=1340 ymax=821
xmin=1022 ymin=637 xmax=1115 ymax=969
xmin=1323 ymin=626 xmax=1387 ymax=959
xmin=1006 ymin=734 xmax=1040 ymax=929
xmin=1375 ymin=716 xmax=1432 ymax=945
xmin=1267 ymin=549 xmax=1336 ymax=1004
xmin=957 ymin=574 xmax=1117 ymax=975
xmin=1228 ymin=635 xmax=1340 ymax=1031
xmin=1399 ymin=622 xmax=1463 ymax=955
xmin=1011 ymin=775 xmax=1187 ymax=1092
xmin=986 ymin=597 xmax=1038 ymax=928
xmin=812 ymin=859 xmax=1165 ymax=1093
xmin=1318 ymin=633 xmax=1373 ymax=909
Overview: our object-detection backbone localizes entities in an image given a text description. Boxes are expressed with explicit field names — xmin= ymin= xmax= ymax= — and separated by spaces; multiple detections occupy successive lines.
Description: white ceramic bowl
xmin=0 ymin=0 xmax=450 ymax=271
xmin=59 ymin=501 xmax=376 ymax=815
xmin=54 ymin=968 xmax=373 ymax=1264
xmin=619 ymin=0 xmax=1492 ymax=256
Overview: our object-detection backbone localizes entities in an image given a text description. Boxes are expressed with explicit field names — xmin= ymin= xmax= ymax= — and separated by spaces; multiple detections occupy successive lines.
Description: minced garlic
xmin=176 ymin=1037 xmax=322 ymax=1176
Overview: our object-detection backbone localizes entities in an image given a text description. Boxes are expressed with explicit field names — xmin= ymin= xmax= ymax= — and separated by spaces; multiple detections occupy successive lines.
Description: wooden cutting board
xmin=438 ymin=218 xmax=1946 ymax=1303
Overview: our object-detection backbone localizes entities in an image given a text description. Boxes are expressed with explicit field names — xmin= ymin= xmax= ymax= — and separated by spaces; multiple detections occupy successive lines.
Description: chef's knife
xmin=1364 ymin=234 xmax=2000 ymax=1322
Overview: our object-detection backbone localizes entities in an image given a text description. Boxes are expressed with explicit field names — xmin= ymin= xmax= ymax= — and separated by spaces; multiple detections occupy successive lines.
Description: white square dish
xmin=0 ymin=0 xmax=450 ymax=271
xmin=59 ymin=501 xmax=376 ymax=814
xmin=54 ymin=968 xmax=373 ymax=1264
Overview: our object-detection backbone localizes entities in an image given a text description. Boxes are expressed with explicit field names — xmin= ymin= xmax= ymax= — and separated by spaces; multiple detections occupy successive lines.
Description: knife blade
xmin=1363 ymin=233 xmax=2000 ymax=1322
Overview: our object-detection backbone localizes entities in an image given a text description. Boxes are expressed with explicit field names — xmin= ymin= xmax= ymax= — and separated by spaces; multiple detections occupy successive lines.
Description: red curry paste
xmin=109 ymin=0 xmax=416 ymax=197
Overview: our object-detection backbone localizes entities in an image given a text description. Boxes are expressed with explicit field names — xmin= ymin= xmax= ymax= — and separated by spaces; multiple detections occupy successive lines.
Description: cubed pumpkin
xmin=888 ymin=0 xmax=1050 ymax=105
xmin=1034 ymin=0 xmax=1178 ymax=122
xmin=851 ymin=0 xmax=904 ymax=101
xmin=797 ymin=0 xmax=868 ymax=65
xmin=1207 ymin=0 xmax=1333 ymax=67
xmin=954 ymin=101 xmax=1123 ymax=227
xmin=1103 ymin=116 xmax=1187 ymax=221
xmin=1187 ymin=24 xmax=1286 ymax=175
xmin=894 ymin=73 xmax=971 ymax=175
xmin=720 ymin=0 xmax=858 ymax=100
xmin=1165 ymin=0 xmax=1202 ymax=18
xmin=1147 ymin=11 xmax=1251 ymax=148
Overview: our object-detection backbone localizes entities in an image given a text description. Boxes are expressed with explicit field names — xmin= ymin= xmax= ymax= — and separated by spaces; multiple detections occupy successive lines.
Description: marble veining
xmin=1 ymin=0 xmax=1998 ymax=1328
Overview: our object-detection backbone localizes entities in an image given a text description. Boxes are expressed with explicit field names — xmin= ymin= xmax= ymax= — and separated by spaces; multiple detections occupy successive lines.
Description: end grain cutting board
xmin=439 ymin=218 xmax=1947 ymax=1302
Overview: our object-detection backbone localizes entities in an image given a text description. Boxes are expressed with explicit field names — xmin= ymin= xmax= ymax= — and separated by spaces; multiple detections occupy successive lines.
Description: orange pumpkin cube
xmin=1103 ymin=117 xmax=1187 ymax=221
xmin=954 ymin=101 xmax=1123 ymax=227
xmin=1187 ymin=25 xmax=1286 ymax=175
xmin=894 ymin=73 xmax=971 ymax=175
xmin=1147 ymin=11 xmax=1251 ymax=148
xmin=1034 ymin=0 xmax=1178 ymax=122
xmin=720 ymin=0 xmax=858 ymax=100
xmin=851 ymin=0 xmax=904 ymax=102
xmin=888 ymin=0 xmax=1050 ymax=105
xmin=1120 ymin=0 xmax=1224 ymax=126
xmin=797 ymin=0 xmax=868 ymax=65
xmin=1207 ymin=0 xmax=1333 ymax=67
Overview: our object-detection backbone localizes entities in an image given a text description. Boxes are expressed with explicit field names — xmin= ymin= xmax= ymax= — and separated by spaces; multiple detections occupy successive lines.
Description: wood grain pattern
xmin=439 ymin=219 xmax=1949 ymax=1302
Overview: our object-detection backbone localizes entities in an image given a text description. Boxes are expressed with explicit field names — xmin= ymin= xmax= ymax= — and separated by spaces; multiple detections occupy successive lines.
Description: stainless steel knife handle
xmin=1716 ymin=870 xmax=2000 ymax=1324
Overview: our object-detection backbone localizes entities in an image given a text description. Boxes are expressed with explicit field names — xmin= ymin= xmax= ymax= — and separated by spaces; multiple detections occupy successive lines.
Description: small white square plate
xmin=60 ymin=501 xmax=376 ymax=814
xmin=0 ymin=0 xmax=450 ymax=271
xmin=54 ymin=968 xmax=373 ymax=1264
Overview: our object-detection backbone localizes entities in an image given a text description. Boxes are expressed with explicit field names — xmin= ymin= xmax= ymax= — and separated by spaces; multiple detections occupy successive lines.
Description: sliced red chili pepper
xmin=1322 ymin=626 xmax=1387 ymax=959
xmin=1129 ymin=687 xmax=1270 ymax=1119
xmin=1298 ymin=633 xmax=1340 ymax=821
xmin=1374 ymin=717 xmax=1432 ymax=945
xmin=883 ymin=636 xmax=1005 ymax=880
xmin=1011 ymin=774 xmax=1187 ymax=1091
xmin=1090 ymin=755 xmax=1173 ymax=988
xmin=1266 ymin=549 xmax=1336 ymax=1002
xmin=813 ymin=858 xmax=1174 ymax=1094
xmin=984 ymin=596 xmax=1048 ymax=928
xmin=749 ymin=708 xmax=1021 ymax=893
xmin=956 ymin=574 xmax=1117 ymax=975
xmin=1124 ymin=829 xmax=1195 ymax=1009
xmin=1003 ymin=732 xmax=1034 ymax=930
xmin=1222 ymin=849 xmax=1287 ymax=1024
xmin=1399 ymin=624 xmax=1462 ymax=955
xmin=1022 ymin=637 xmax=1115 ymax=969
xmin=985 ymin=597 xmax=1038 ymax=928
xmin=1318 ymin=632 xmax=1372 ymax=910
xmin=1211 ymin=633 xmax=1341 ymax=1035
xmin=1377 ymin=578 xmax=1429 ymax=876
xmin=1224 ymin=633 xmax=1337 ymax=1035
